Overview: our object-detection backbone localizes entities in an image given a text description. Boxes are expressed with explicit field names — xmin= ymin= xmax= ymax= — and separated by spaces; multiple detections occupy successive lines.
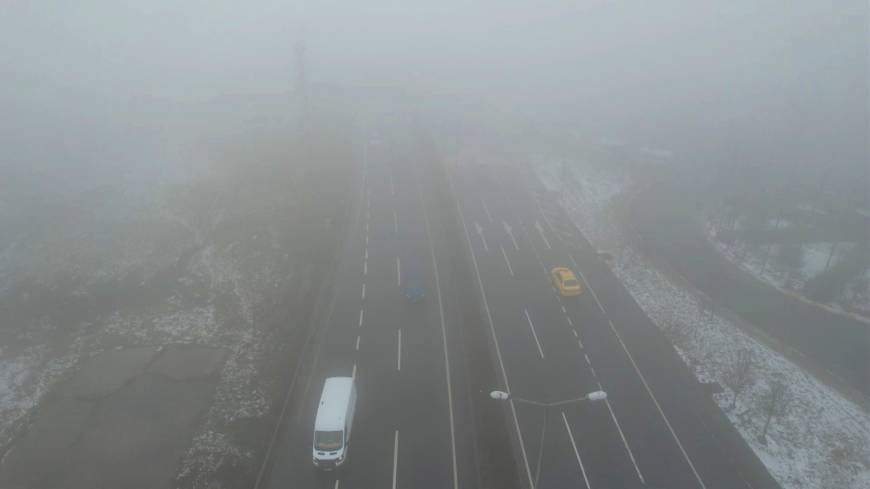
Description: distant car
xmin=551 ymin=267 xmax=582 ymax=296
xmin=403 ymin=265 xmax=425 ymax=303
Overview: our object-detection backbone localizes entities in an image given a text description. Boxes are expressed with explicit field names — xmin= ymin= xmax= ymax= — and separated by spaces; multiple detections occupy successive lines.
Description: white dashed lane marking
xmin=561 ymin=412 xmax=591 ymax=489
xmin=500 ymin=245 xmax=514 ymax=277
xmin=392 ymin=431 xmax=399 ymax=489
xmin=397 ymin=329 xmax=402 ymax=371
xmin=481 ymin=197 xmax=493 ymax=223
xmin=524 ymin=308 xmax=546 ymax=359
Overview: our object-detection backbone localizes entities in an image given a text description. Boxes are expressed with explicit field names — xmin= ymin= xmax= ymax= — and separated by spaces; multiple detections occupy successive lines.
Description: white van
xmin=312 ymin=377 xmax=357 ymax=470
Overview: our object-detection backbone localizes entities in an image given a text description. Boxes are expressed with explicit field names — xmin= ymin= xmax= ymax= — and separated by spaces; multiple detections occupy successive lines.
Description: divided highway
xmin=260 ymin=128 xmax=778 ymax=489
xmin=262 ymin=136 xmax=478 ymax=489
xmin=448 ymin=153 xmax=779 ymax=489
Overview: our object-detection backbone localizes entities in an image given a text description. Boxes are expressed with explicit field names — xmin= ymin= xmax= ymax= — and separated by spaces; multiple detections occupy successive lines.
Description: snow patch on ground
xmin=0 ymin=342 xmax=83 ymax=445
xmin=533 ymin=157 xmax=870 ymax=489
xmin=707 ymin=231 xmax=870 ymax=322
xmin=843 ymin=268 xmax=870 ymax=317
xmin=707 ymin=223 xmax=869 ymax=319
xmin=0 ymin=182 xmax=280 ymax=485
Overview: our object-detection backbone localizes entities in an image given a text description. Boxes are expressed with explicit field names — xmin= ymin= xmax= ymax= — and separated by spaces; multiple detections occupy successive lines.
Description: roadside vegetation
xmin=534 ymin=140 xmax=870 ymax=489
xmin=0 ymin=104 xmax=355 ymax=489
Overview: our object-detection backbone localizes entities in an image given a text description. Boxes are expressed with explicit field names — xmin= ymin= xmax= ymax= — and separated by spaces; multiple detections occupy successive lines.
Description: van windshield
xmin=314 ymin=430 xmax=343 ymax=451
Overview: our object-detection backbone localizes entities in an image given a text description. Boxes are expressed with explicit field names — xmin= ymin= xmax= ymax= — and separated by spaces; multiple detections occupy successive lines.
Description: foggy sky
xmin=2 ymin=1 xmax=867 ymax=184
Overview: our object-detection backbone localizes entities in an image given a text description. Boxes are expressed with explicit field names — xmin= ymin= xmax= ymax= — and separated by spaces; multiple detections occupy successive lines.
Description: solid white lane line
xmin=419 ymin=174 xmax=460 ymax=489
xmin=358 ymin=309 xmax=364 ymax=327
xmin=524 ymin=308 xmax=546 ymax=359
xmin=602 ymin=395 xmax=646 ymax=484
xmin=574 ymin=268 xmax=707 ymax=489
xmin=611 ymin=314 xmax=706 ymax=483
xmin=361 ymin=283 xmax=366 ymax=300
xmin=396 ymin=257 xmax=401 ymax=287
xmin=561 ymin=412 xmax=591 ymax=489
xmin=392 ymin=430 xmax=399 ymax=489
xmin=500 ymin=245 xmax=514 ymax=277
xmin=393 ymin=210 xmax=399 ymax=234
xmin=482 ymin=197 xmax=493 ymax=223
xmin=450 ymin=170 xmax=534 ymax=489
xmin=397 ymin=329 xmax=402 ymax=371
xmin=355 ymin=336 xmax=360 ymax=351
xmin=575 ymin=268 xmax=606 ymax=316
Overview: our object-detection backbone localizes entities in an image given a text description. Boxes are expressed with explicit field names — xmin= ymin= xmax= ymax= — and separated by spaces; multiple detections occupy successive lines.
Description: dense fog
xmin=3 ymin=1 xmax=866 ymax=176
xmin=1 ymin=3 xmax=869 ymax=489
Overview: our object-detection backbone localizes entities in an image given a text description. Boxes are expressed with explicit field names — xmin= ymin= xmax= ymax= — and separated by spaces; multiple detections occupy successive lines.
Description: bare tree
xmin=722 ymin=348 xmax=756 ymax=409
xmin=775 ymin=243 xmax=804 ymax=289
xmin=756 ymin=378 xmax=792 ymax=443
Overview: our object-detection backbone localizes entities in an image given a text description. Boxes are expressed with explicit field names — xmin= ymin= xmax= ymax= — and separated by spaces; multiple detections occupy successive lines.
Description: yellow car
xmin=551 ymin=267 xmax=582 ymax=296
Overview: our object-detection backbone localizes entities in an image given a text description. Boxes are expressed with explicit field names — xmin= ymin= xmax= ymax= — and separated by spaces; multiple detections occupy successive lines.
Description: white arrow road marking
xmin=481 ymin=197 xmax=493 ymax=223
xmin=474 ymin=221 xmax=489 ymax=252
xmin=535 ymin=220 xmax=552 ymax=249
xmin=504 ymin=221 xmax=519 ymax=250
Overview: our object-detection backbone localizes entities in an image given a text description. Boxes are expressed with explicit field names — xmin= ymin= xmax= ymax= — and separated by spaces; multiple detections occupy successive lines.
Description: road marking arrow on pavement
xmin=535 ymin=220 xmax=552 ymax=249
xmin=503 ymin=221 xmax=519 ymax=250
xmin=474 ymin=221 xmax=489 ymax=252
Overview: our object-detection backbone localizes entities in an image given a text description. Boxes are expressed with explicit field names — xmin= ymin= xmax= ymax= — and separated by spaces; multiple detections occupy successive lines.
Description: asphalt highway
xmin=448 ymin=152 xmax=780 ymax=489
xmin=263 ymin=135 xmax=478 ymax=489
xmin=262 ymin=129 xmax=780 ymax=489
